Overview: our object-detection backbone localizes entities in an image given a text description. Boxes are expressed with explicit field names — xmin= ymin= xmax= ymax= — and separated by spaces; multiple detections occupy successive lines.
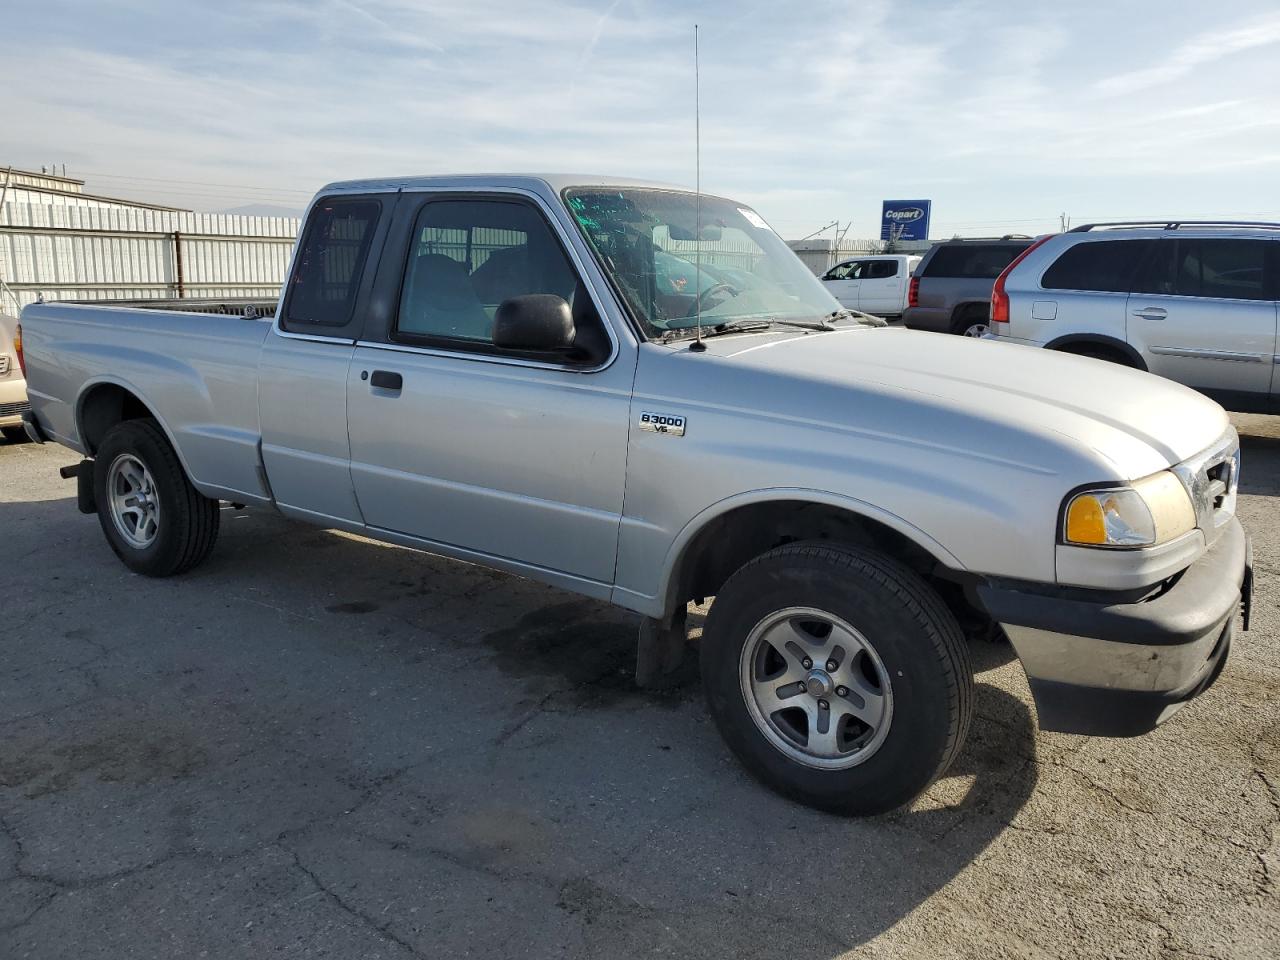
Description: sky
xmin=4 ymin=0 xmax=1280 ymax=239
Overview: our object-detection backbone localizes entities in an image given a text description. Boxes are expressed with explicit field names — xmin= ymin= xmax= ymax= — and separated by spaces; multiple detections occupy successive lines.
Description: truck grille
xmin=1172 ymin=430 xmax=1240 ymax=541
xmin=0 ymin=400 xmax=31 ymax=417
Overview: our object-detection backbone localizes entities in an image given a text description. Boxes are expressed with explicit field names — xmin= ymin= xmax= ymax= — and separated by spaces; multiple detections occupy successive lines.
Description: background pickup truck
xmin=19 ymin=174 xmax=1252 ymax=815
xmin=820 ymin=254 xmax=921 ymax=317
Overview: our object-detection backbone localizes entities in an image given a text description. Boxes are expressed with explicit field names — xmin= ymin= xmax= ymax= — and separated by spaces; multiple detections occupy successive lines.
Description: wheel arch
xmin=656 ymin=490 xmax=966 ymax=622
xmin=1045 ymin=334 xmax=1147 ymax=370
xmin=949 ymin=301 xmax=992 ymax=335
xmin=949 ymin=300 xmax=990 ymax=323
xmin=76 ymin=378 xmax=194 ymax=477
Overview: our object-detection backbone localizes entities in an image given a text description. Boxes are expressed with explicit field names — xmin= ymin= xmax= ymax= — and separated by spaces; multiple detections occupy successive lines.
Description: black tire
xmin=949 ymin=306 xmax=989 ymax=337
xmin=1 ymin=425 xmax=28 ymax=444
xmin=93 ymin=419 xmax=220 ymax=576
xmin=700 ymin=542 xmax=973 ymax=816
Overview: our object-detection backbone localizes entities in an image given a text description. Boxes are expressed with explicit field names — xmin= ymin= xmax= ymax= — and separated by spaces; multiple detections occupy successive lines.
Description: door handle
xmin=369 ymin=370 xmax=403 ymax=391
xmin=1132 ymin=307 xmax=1167 ymax=321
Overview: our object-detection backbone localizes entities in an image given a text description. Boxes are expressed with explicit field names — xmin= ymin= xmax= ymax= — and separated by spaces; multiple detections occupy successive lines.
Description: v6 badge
xmin=638 ymin=411 xmax=686 ymax=437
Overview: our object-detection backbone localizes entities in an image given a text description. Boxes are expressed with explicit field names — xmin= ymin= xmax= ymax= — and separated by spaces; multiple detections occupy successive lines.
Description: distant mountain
xmin=215 ymin=203 xmax=305 ymax=219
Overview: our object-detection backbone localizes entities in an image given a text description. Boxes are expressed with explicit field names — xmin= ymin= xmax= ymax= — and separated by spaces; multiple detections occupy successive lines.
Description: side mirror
xmin=492 ymin=294 xmax=575 ymax=352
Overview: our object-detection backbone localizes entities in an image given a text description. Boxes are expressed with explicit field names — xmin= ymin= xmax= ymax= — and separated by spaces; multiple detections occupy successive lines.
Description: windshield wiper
xmin=827 ymin=308 xmax=886 ymax=328
xmin=659 ymin=316 xmax=834 ymax=344
xmin=712 ymin=319 xmax=775 ymax=334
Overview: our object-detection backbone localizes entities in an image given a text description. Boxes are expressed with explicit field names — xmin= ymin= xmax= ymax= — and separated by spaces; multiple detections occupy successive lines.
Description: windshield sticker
xmin=738 ymin=208 xmax=771 ymax=231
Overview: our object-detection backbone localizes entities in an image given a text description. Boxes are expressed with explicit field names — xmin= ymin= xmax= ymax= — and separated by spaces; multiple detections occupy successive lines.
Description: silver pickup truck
xmin=18 ymin=175 xmax=1252 ymax=815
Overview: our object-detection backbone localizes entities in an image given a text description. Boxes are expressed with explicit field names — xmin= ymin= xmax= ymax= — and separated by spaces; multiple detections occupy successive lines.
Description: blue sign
xmin=880 ymin=200 xmax=931 ymax=242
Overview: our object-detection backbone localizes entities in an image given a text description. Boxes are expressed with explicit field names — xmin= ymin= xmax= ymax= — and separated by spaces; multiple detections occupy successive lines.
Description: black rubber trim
xmin=21 ymin=410 xmax=48 ymax=444
xmin=977 ymin=517 xmax=1248 ymax=647
xmin=1029 ymin=621 xmax=1232 ymax=737
xmin=1044 ymin=333 xmax=1148 ymax=370
xmin=76 ymin=460 xmax=96 ymax=514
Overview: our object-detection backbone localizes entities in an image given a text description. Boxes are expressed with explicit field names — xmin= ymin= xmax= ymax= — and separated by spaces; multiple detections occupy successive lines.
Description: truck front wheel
xmin=93 ymin=419 xmax=220 ymax=576
xmin=700 ymin=542 xmax=973 ymax=815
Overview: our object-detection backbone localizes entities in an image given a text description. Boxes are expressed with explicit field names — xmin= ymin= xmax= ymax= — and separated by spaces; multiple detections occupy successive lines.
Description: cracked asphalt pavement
xmin=1 ymin=414 xmax=1277 ymax=959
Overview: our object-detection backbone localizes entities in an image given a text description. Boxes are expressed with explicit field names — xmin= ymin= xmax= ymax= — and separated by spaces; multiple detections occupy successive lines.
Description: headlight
xmin=1063 ymin=471 xmax=1196 ymax=548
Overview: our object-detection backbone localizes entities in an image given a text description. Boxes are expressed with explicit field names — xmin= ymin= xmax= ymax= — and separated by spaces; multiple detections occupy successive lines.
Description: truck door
xmin=258 ymin=195 xmax=390 ymax=523
xmin=859 ymin=258 xmax=904 ymax=314
xmin=345 ymin=191 xmax=634 ymax=586
xmin=821 ymin=260 xmax=864 ymax=310
xmin=1128 ymin=237 xmax=1275 ymax=403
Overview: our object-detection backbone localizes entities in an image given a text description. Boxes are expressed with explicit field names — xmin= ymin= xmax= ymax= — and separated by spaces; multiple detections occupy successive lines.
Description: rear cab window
xmin=282 ymin=197 xmax=383 ymax=336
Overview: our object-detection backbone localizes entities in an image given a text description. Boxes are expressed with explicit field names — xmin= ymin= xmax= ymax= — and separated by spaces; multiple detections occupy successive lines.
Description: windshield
xmin=564 ymin=188 xmax=845 ymax=339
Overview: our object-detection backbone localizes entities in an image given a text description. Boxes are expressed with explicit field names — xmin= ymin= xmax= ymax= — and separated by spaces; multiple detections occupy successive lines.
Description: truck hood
xmin=695 ymin=326 xmax=1229 ymax=478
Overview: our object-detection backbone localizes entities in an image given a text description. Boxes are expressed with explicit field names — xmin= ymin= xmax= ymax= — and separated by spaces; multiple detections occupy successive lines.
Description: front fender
xmin=612 ymin=487 xmax=967 ymax=619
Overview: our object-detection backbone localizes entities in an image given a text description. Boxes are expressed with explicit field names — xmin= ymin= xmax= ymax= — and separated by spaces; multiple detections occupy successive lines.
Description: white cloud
xmin=1095 ymin=12 xmax=1280 ymax=95
xmin=4 ymin=0 xmax=1280 ymax=235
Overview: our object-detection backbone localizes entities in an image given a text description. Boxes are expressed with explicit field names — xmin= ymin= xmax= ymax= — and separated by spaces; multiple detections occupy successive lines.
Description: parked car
xmin=0 ymin=312 xmax=30 ymax=443
xmin=989 ymin=221 xmax=1280 ymax=413
xmin=820 ymin=254 xmax=921 ymax=317
xmin=18 ymin=176 xmax=1251 ymax=816
xmin=903 ymin=237 xmax=1035 ymax=336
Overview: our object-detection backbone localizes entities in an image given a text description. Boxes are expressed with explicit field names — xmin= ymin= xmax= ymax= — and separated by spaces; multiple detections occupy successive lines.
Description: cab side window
xmin=824 ymin=262 xmax=853 ymax=281
xmin=394 ymin=198 xmax=606 ymax=361
xmin=866 ymin=260 xmax=898 ymax=279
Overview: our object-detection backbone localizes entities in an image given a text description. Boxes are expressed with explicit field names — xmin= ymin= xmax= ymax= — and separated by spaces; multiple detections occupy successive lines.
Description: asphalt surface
xmin=1 ymin=417 xmax=1277 ymax=959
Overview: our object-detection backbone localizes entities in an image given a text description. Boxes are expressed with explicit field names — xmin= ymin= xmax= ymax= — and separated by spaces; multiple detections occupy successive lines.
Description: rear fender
xmin=76 ymin=374 xmax=195 ymax=474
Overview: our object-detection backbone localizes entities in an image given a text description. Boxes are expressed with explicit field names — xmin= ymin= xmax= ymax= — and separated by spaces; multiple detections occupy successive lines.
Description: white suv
xmin=989 ymin=222 xmax=1279 ymax=413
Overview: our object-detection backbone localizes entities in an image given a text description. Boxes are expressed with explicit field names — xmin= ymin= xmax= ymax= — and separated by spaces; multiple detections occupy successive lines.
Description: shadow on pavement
xmin=1238 ymin=430 xmax=1280 ymax=497
xmin=0 ymin=496 xmax=1038 ymax=958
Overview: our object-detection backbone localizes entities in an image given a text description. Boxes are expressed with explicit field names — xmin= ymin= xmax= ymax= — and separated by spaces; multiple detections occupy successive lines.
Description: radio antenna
xmin=690 ymin=23 xmax=707 ymax=352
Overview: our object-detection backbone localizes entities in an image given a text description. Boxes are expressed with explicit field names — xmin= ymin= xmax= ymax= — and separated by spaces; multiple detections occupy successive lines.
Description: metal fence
xmin=787 ymin=238 xmax=933 ymax=276
xmin=0 ymin=201 xmax=300 ymax=314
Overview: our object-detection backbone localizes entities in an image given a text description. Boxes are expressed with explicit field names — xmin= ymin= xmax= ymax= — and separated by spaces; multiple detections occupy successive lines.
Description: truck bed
xmin=19 ymin=301 xmax=274 ymax=503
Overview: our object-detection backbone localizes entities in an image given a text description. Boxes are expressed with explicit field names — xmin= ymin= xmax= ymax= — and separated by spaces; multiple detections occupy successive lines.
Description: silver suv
xmin=990 ymin=222 xmax=1279 ymax=413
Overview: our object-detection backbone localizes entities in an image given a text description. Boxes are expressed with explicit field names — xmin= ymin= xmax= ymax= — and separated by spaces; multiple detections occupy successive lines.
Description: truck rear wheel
xmin=93 ymin=419 xmax=220 ymax=576
xmin=700 ymin=542 xmax=972 ymax=815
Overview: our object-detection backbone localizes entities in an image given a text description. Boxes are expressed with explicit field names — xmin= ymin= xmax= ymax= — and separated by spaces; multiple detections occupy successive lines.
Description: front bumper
xmin=977 ymin=517 xmax=1251 ymax=737
xmin=0 ymin=377 xmax=29 ymax=428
